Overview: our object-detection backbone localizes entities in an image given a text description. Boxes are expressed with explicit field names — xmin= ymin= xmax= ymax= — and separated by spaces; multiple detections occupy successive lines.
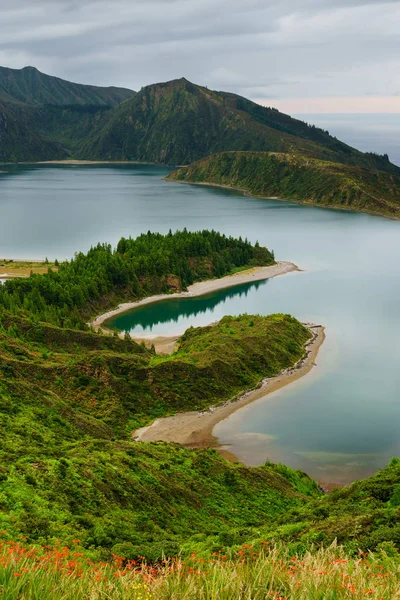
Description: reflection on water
xmin=107 ymin=279 xmax=268 ymax=336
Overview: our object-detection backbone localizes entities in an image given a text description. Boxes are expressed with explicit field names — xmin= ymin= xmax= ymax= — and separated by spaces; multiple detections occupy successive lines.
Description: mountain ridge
xmin=78 ymin=77 xmax=399 ymax=174
xmin=0 ymin=67 xmax=398 ymax=180
xmin=0 ymin=65 xmax=135 ymax=107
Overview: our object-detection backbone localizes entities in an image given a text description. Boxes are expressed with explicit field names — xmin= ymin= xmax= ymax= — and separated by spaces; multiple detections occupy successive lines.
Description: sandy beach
xmin=90 ymin=261 xmax=298 ymax=333
xmin=134 ymin=324 xmax=325 ymax=452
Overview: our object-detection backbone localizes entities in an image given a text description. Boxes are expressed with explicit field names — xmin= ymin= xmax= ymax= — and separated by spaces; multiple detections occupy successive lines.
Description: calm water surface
xmin=1 ymin=163 xmax=400 ymax=483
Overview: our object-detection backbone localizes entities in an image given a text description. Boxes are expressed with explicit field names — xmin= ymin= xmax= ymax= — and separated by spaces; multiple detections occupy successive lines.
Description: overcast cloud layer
xmin=0 ymin=0 xmax=399 ymax=112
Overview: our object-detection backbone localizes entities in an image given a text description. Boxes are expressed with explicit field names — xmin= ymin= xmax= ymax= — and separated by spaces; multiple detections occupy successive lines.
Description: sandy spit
xmin=134 ymin=325 xmax=325 ymax=451
xmin=89 ymin=261 xmax=298 ymax=333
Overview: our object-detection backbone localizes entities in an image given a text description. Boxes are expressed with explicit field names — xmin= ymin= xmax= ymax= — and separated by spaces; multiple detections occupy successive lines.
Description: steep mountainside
xmin=0 ymin=100 xmax=67 ymax=162
xmin=0 ymin=66 xmax=134 ymax=107
xmin=1 ymin=68 xmax=398 ymax=178
xmin=79 ymin=78 xmax=398 ymax=173
xmin=168 ymin=151 xmax=400 ymax=219
xmin=0 ymin=66 xmax=136 ymax=161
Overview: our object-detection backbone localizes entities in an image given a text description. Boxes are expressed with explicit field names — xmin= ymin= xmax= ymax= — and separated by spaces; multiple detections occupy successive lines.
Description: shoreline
xmin=89 ymin=261 xmax=299 ymax=333
xmin=134 ymin=324 xmax=325 ymax=455
xmin=0 ymin=259 xmax=56 ymax=279
xmin=0 ymin=160 xmax=161 ymax=166
xmin=35 ymin=160 xmax=159 ymax=165
xmin=166 ymin=178 xmax=400 ymax=222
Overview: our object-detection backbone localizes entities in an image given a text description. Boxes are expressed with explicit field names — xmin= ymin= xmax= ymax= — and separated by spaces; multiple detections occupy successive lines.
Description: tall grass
xmin=1 ymin=537 xmax=400 ymax=599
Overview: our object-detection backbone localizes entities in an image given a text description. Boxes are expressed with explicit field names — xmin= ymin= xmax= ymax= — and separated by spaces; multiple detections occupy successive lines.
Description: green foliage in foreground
xmin=168 ymin=151 xmax=400 ymax=219
xmin=3 ymin=542 xmax=400 ymax=600
xmin=2 ymin=309 xmax=400 ymax=567
xmin=0 ymin=312 xmax=312 ymax=558
xmin=0 ymin=230 xmax=274 ymax=329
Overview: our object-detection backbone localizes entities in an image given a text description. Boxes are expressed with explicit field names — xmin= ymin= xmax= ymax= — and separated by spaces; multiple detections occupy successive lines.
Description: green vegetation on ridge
xmin=0 ymin=65 xmax=135 ymax=162
xmin=1 ymin=67 xmax=398 ymax=176
xmin=0 ymin=66 xmax=134 ymax=107
xmin=168 ymin=151 xmax=400 ymax=219
xmin=78 ymin=78 xmax=398 ymax=173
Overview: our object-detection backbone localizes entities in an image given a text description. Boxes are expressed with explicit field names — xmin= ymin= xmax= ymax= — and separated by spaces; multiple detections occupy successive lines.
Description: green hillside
xmin=2 ymin=231 xmax=400 ymax=598
xmin=0 ymin=66 xmax=136 ymax=161
xmin=2 ymin=307 xmax=400 ymax=565
xmin=0 ymin=309 xmax=314 ymax=558
xmin=79 ymin=77 xmax=398 ymax=174
xmin=0 ymin=69 xmax=398 ymax=175
xmin=0 ymin=66 xmax=134 ymax=107
xmin=168 ymin=151 xmax=400 ymax=219
xmin=0 ymin=231 xmax=315 ymax=559
xmin=0 ymin=100 xmax=68 ymax=162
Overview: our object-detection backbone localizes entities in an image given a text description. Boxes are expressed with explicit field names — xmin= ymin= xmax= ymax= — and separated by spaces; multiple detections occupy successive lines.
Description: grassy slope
xmin=0 ymin=312 xmax=315 ymax=558
xmin=256 ymin=458 xmax=400 ymax=557
xmin=4 ymin=308 xmax=400 ymax=562
xmin=168 ymin=151 xmax=400 ymax=218
xmin=2 ymin=307 xmax=400 ymax=589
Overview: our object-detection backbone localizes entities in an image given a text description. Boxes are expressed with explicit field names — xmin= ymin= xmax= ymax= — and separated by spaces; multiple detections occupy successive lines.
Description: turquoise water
xmin=1 ymin=164 xmax=400 ymax=483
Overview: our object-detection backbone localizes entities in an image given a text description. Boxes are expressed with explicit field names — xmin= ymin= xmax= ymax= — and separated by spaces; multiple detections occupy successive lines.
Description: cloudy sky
xmin=1 ymin=0 xmax=399 ymax=113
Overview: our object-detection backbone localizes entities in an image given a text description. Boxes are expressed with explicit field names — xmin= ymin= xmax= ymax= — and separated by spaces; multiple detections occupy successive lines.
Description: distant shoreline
xmin=0 ymin=160 xmax=187 ymax=167
xmin=166 ymin=178 xmax=400 ymax=221
xmin=89 ymin=261 xmax=299 ymax=336
xmin=134 ymin=325 xmax=325 ymax=456
xmin=27 ymin=160 xmax=158 ymax=166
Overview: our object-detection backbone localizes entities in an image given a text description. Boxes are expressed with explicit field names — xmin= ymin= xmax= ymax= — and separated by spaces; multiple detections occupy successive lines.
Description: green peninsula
xmin=168 ymin=151 xmax=400 ymax=219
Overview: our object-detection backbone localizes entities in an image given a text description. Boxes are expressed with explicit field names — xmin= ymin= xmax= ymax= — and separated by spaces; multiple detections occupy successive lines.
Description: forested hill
xmin=0 ymin=66 xmax=136 ymax=162
xmin=168 ymin=151 xmax=400 ymax=219
xmin=0 ymin=229 xmax=274 ymax=328
xmin=0 ymin=99 xmax=68 ymax=162
xmin=0 ymin=66 xmax=135 ymax=107
xmin=78 ymin=77 xmax=399 ymax=174
xmin=0 ymin=68 xmax=399 ymax=175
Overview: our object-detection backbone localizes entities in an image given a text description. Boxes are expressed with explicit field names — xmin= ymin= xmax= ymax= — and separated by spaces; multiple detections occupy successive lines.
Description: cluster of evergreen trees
xmin=0 ymin=230 xmax=274 ymax=329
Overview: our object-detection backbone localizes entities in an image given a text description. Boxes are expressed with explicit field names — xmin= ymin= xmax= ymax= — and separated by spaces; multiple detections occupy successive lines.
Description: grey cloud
xmin=0 ymin=0 xmax=399 ymax=102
